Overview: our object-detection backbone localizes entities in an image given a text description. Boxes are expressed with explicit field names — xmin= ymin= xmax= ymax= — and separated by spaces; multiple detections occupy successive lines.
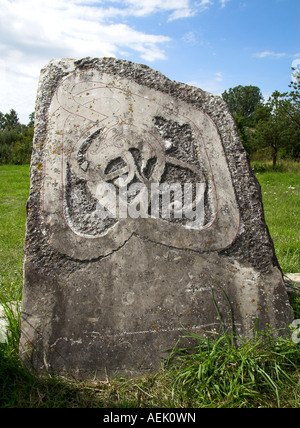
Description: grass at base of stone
xmin=1 ymin=329 xmax=300 ymax=408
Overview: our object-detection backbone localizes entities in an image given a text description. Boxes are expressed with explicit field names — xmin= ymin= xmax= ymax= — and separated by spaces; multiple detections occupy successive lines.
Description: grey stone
xmin=0 ymin=301 xmax=20 ymax=343
xmin=284 ymin=274 xmax=300 ymax=298
xmin=0 ymin=306 xmax=7 ymax=343
xmin=20 ymin=57 xmax=294 ymax=378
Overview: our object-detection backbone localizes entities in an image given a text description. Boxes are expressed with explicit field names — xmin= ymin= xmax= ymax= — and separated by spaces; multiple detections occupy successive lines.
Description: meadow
xmin=252 ymin=161 xmax=300 ymax=274
xmin=0 ymin=161 xmax=299 ymax=408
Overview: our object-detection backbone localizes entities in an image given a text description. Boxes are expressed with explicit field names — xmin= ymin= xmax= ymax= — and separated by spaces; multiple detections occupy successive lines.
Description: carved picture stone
xmin=20 ymin=58 xmax=293 ymax=378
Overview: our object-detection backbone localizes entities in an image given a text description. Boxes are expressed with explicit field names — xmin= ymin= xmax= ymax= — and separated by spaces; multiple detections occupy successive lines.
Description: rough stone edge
xmin=25 ymin=57 xmax=281 ymax=277
xmin=284 ymin=274 xmax=300 ymax=298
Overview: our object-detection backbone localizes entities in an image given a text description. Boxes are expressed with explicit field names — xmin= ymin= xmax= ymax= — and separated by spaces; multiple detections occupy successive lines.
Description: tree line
xmin=222 ymin=67 xmax=300 ymax=167
xmin=0 ymin=110 xmax=34 ymax=165
xmin=0 ymin=68 xmax=299 ymax=166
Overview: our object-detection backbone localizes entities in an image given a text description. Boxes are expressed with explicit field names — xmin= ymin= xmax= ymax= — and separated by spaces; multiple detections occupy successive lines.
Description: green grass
xmin=252 ymin=160 xmax=300 ymax=273
xmin=0 ymin=165 xmax=29 ymax=300
xmin=166 ymin=330 xmax=300 ymax=408
xmin=0 ymin=162 xmax=299 ymax=408
xmin=0 ymin=329 xmax=299 ymax=408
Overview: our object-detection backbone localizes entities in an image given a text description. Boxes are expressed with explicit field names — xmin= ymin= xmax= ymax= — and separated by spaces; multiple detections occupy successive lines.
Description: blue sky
xmin=0 ymin=0 xmax=299 ymax=124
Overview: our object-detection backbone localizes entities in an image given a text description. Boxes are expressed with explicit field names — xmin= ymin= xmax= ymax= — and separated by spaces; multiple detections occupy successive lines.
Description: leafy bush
xmin=0 ymin=109 xmax=33 ymax=165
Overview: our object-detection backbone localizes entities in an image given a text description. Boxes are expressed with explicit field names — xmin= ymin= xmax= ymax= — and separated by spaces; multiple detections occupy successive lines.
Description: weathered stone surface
xmin=285 ymin=274 xmax=300 ymax=298
xmin=20 ymin=57 xmax=294 ymax=378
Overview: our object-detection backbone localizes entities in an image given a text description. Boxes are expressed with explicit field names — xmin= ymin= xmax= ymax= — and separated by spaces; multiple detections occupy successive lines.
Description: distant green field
xmin=0 ymin=162 xmax=299 ymax=301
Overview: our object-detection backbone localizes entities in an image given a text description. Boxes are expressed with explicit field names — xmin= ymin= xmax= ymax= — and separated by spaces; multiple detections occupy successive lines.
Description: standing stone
xmin=20 ymin=58 xmax=293 ymax=378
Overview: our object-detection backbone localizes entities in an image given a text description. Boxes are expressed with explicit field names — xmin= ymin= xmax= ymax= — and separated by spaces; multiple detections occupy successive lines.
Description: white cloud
xmin=0 ymin=0 xmax=229 ymax=122
xmin=195 ymin=0 xmax=213 ymax=11
xmin=182 ymin=31 xmax=198 ymax=45
xmin=214 ymin=71 xmax=223 ymax=81
xmin=219 ymin=0 xmax=230 ymax=7
xmin=254 ymin=51 xmax=287 ymax=59
xmin=195 ymin=0 xmax=229 ymax=11
xmin=0 ymin=0 xmax=175 ymax=122
xmin=168 ymin=7 xmax=196 ymax=21
xmin=0 ymin=0 xmax=171 ymax=60
xmin=91 ymin=0 xmax=197 ymax=20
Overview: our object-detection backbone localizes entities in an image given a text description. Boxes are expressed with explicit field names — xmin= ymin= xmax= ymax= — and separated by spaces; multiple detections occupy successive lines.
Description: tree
xmin=0 ymin=109 xmax=33 ymax=164
xmin=222 ymin=85 xmax=264 ymax=155
xmin=251 ymin=67 xmax=300 ymax=166
xmin=2 ymin=109 xmax=20 ymax=130
xmin=222 ymin=85 xmax=264 ymax=124
xmin=289 ymin=66 xmax=300 ymax=105
xmin=253 ymin=90 xmax=300 ymax=167
xmin=0 ymin=112 xmax=6 ymax=129
xmin=278 ymin=67 xmax=300 ymax=130
xmin=28 ymin=112 xmax=35 ymax=128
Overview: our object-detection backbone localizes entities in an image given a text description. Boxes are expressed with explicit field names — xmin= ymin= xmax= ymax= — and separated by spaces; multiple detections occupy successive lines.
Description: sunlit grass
xmin=252 ymin=160 xmax=300 ymax=273
xmin=0 ymin=165 xmax=29 ymax=300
